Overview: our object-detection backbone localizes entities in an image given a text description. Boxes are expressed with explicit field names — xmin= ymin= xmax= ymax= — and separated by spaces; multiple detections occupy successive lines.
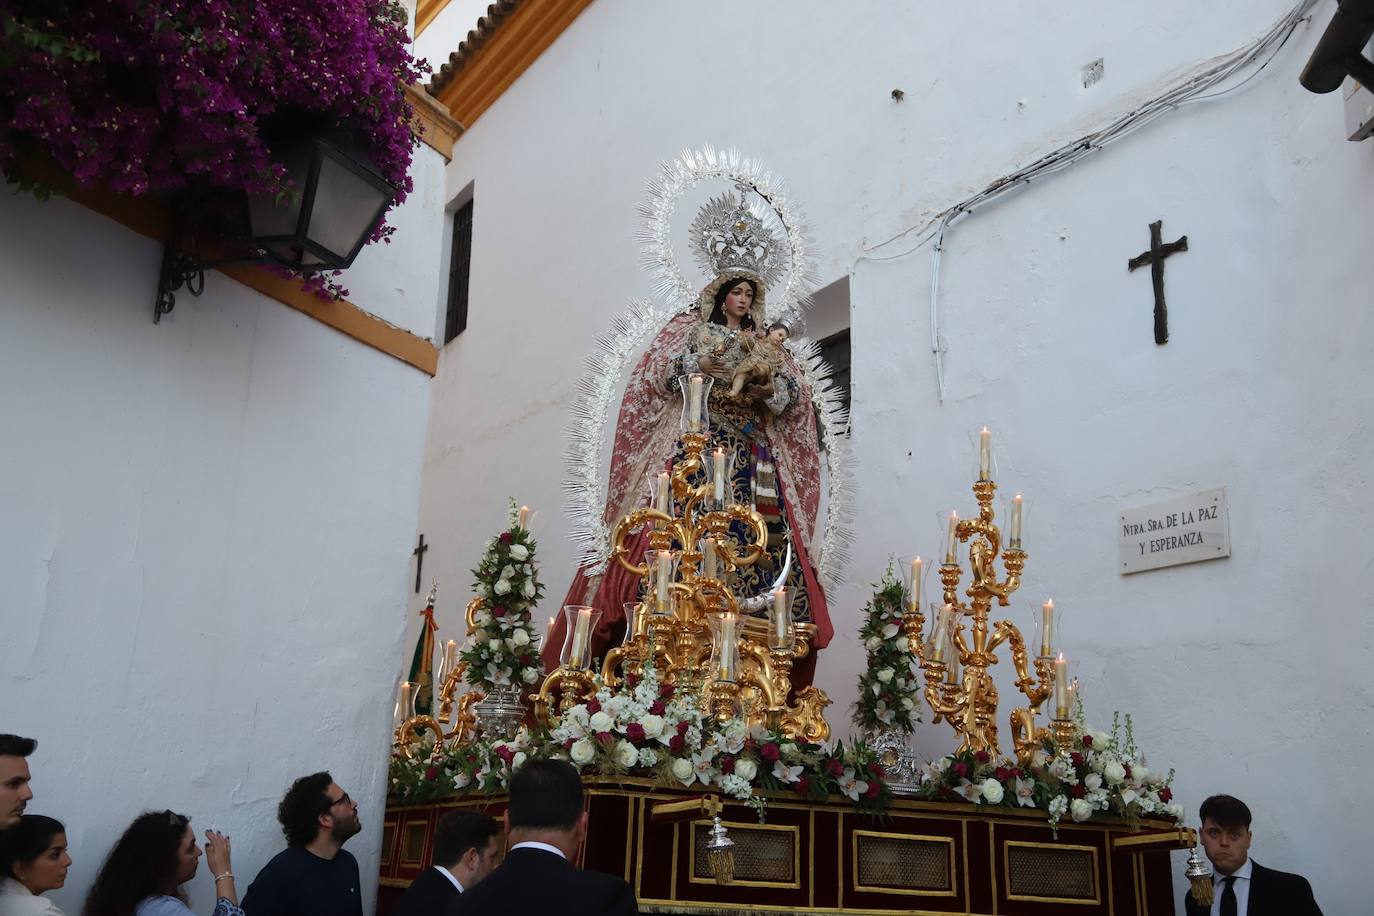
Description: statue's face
xmin=723 ymin=282 xmax=754 ymax=321
xmin=767 ymin=327 xmax=788 ymax=344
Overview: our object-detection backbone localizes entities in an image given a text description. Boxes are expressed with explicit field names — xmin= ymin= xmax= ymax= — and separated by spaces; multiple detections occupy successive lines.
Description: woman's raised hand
xmin=204 ymin=830 xmax=232 ymax=877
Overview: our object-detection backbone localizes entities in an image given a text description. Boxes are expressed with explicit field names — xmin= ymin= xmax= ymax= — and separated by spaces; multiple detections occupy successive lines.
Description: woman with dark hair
xmin=81 ymin=812 xmax=240 ymax=916
xmin=0 ymin=814 xmax=70 ymax=916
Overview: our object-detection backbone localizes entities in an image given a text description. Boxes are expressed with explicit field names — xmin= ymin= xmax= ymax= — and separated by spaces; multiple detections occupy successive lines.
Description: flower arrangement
xmin=458 ymin=504 xmax=545 ymax=693
xmin=913 ymin=705 xmax=1181 ymax=833
xmin=389 ymin=662 xmax=894 ymax=816
xmin=0 ymin=1 xmax=426 ymax=296
xmin=852 ymin=566 xmax=922 ymax=734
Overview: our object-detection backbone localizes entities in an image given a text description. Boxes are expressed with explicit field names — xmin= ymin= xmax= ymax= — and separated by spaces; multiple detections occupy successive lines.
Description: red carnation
xmin=676 ymin=720 xmax=691 ymax=736
xmin=564 ymin=739 xmax=575 ymax=751
xmin=994 ymin=766 xmax=1011 ymax=781
xmin=794 ymin=776 xmax=811 ymax=795
xmin=669 ymin=734 xmax=685 ymax=753
xmin=660 ymin=683 xmax=675 ymax=699
xmin=720 ymin=756 xmax=735 ymax=774
xmin=1159 ymin=787 xmax=1173 ymax=803
xmin=1070 ymin=752 xmax=1084 ymax=767
xmin=492 ymin=605 xmax=507 ymax=618
xmin=596 ymin=731 xmax=614 ymax=745
xmin=864 ymin=780 xmax=881 ymax=799
xmin=495 ymin=745 xmax=515 ymax=764
xmin=952 ymin=761 xmax=969 ymax=778
xmin=1070 ymin=783 xmax=1086 ymax=799
xmin=424 ymin=766 xmax=438 ymax=781
xmin=586 ymin=699 xmax=601 ymax=714
xmin=649 ymin=700 xmax=665 ymax=716
xmin=826 ymin=758 xmax=844 ymax=778
xmin=1080 ymin=734 xmax=1093 ymax=747
xmin=1124 ymin=764 xmax=1133 ymax=780
xmin=499 ymin=532 xmax=513 ymax=544
xmin=868 ymin=762 xmax=884 ymax=779
xmin=626 ymin=673 xmax=641 ymax=688
xmin=974 ymin=750 xmax=991 ymax=764
xmin=519 ymin=655 xmax=532 ymax=666
xmin=760 ymin=742 xmax=780 ymax=762
xmin=625 ymin=723 xmax=646 ymax=743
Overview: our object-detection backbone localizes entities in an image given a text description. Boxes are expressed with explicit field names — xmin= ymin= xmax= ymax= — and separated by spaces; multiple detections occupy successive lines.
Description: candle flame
xmin=1056 ymin=651 xmax=1065 ymax=663
xmin=1044 ymin=599 xmax=1054 ymax=609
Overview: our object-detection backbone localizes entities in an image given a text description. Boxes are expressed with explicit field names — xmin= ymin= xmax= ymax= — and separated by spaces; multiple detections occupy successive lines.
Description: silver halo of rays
xmin=563 ymin=148 xmax=854 ymax=588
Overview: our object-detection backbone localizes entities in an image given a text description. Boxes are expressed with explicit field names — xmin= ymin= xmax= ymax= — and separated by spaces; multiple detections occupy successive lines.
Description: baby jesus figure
xmin=727 ymin=322 xmax=789 ymax=399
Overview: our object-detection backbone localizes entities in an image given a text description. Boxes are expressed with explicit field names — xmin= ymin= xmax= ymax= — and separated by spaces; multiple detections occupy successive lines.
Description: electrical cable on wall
xmin=852 ymin=0 xmax=1320 ymax=402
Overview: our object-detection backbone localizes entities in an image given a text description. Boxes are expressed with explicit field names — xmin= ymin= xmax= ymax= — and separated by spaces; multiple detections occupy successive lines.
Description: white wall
xmin=413 ymin=1 xmax=1370 ymax=911
xmin=0 ymin=174 xmax=436 ymax=912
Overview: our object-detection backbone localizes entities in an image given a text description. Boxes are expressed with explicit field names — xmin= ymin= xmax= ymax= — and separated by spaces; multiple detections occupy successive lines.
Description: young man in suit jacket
xmin=392 ymin=811 xmax=501 ymax=916
xmin=1183 ymin=794 xmax=1322 ymax=916
xmin=448 ymin=759 xmax=638 ymax=916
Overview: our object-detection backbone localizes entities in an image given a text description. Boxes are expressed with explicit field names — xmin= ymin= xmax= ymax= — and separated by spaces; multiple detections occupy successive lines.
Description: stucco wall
xmin=412 ymin=1 xmax=1369 ymax=911
xmin=0 ymin=178 xmax=435 ymax=912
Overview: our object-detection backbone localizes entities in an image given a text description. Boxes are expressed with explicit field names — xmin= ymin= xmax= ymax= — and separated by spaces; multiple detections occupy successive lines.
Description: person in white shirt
xmin=0 ymin=815 xmax=70 ymax=916
xmin=1183 ymin=794 xmax=1322 ymax=916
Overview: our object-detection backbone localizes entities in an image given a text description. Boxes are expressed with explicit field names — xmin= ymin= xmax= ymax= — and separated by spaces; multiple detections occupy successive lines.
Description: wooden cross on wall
xmin=411 ymin=533 xmax=428 ymax=593
xmin=1127 ymin=220 xmax=1188 ymax=345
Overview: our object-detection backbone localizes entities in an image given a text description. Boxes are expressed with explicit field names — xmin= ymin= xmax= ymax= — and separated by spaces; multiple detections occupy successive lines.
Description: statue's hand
xmin=743 ymin=378 xmax=775 ymax=401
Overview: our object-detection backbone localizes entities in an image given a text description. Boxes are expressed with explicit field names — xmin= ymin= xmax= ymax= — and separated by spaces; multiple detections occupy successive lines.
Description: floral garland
xmin=851 ymin=567 xmax=922 ymax=733
xmin=913 ymin=706 xmax=1181 ymax=833
xmin=458 ymin=505 xmax=545 ymax=693
xmin=0 ymin=1 xmax=426 ymax=298
xmin=390 ymin=664 xmax=893 ymax=816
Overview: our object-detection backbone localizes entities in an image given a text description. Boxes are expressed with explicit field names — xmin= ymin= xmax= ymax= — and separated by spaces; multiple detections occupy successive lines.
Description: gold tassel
xmin=1184 ymin=844 xmax=1213 ymax=905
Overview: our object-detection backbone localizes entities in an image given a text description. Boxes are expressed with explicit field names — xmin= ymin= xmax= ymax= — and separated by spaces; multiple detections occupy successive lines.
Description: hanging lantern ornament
xmin=1184 ymin=841 xmax=1214 ymax=907
xmin=704 ymin=815 xmax=735 ymax=885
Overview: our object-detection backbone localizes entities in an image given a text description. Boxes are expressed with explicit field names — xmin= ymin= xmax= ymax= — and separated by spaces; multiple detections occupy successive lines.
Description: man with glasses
xmin=1184 ymin=794 xmax=1322 ymax=916
xmin=242 ymin=772 xmax=364 ymax=916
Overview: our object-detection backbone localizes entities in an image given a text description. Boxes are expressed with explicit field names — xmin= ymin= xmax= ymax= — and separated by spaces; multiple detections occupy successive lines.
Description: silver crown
xmin=691 ymin=191 xmax=783 ymax=287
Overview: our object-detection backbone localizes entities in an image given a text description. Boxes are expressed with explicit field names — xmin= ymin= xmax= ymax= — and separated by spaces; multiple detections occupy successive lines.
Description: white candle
xmin=1054 ymin=653 xmax=1069 ymax=717
xmin=909 ymin=556 xmax=923 ymax=610
xmin=546 ymin=615 xmax=556 ymax=636
xmin=719 ymin=614 xmax=737 ymax=681
xmin=979 ymin=426 xmax=991 ymax=480
xmin=1010 ymin=493 xmax=1023 ymax=546
xmin=701 ymin=539 xmax=717 ymax=579
xmin=772 ymin=589 xmax=788 ymax=645
xmin=395 ymin=681 xmax=412 ymax=725
xmin=1040 ymin=599 xmax=1054 ymax=657
xmin=945 ymin=511 xmax=959 ymax=563
xmin=688 ymin=374 xmax=705 ymax=429
xmin=929 ymin=605 xmax=951 ymax=662
xmin=518 ymin=505 xmax=531 ymax=529
xmin=444 ymin=639 xmax=457 ymax=667
xmin=569 ymin=608 xmax=593 ymax=668
xmin=656 ymin=471 xmax=671 ymax=513
xmin=945 ymin=640 xmax=960 ymax=684
xmin=656 ymin=550 xmax=671 ymax=611
xmin=712 ymin=448 xmax=727 ymax=503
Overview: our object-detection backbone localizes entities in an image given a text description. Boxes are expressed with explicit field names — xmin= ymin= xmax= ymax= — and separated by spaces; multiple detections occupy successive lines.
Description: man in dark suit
xmin=449 ymin=759 xmax=638 ymax=916
xmin=393 ymin=811 xmax=501 ymax=916
xmin=1183 ymin=794 xmax=1322 ymax=916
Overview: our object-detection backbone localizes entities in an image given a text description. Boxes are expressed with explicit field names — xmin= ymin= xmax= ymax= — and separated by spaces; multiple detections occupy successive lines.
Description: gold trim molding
xmin=406 ymin=83 xmax=463 ymax=160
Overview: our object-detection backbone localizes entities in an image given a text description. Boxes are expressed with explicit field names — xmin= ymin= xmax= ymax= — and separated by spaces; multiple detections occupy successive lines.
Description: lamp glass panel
xmin=305 ymin=152 xmax=391 ymax=263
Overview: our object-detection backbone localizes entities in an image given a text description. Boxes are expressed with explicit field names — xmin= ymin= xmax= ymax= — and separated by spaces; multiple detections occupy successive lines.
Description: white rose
xmin=1103 ymin=761 xmax=1126 ymax=785
xmin=522 ymin=668 xmax=539 ymax=684
xmin=473 ymin=610 xmax=492 ymax=627
xmin=671 ymin=757 xmax=695 ymax=785
xmin=735 ymin=759 xmax=758 ymax=781
xmin=881 ymin=623 xmax=900 ymax=639
xmin=512 ymin=751 xmax=527 ymax=770
xmin=1070 ymin=798 xmax=1093 ymax=822
xmin=509 ymin=544 xmax=529 ymax=561
xmin=1165 ymin=802 xmax=1185 ymax=819
xmin=640 ymin=714 xmax=665 ymax=738
xmin=876 ymin=668 xmax=894 ymax=683
xmin=493 ymin=579 xmax=511 ymax=595
xmin=523 ymin=580 xmax=536 ymax=598
xmin=615 ymin=740 xmax=639 ymax=768
xmin=981 ymin=778 xmax=1005 ymax=804
xmin=1133 ymin=764 xmax=1149 ymax=783
xmin=896 ymin=636 xmax=910 ymax=652
xmin=1084 ymin=773 xmax=1103 ymax=791
xmin=472 ymin=629 xmax=488 ymax=643
xmin=500 ymin=565 xmax=515 ymax=579
xmin=901 ymin=697 xmax=915 ymax=710
xmin=512 ymin=628 xmax=530 ymax=646
xmin=865 ymin=636 xmax=881 ymax=651
xmin=452 ymin=771 xmax=471 ymax=789
xmin=569 ymin=738 xmax=596 ymax=766
xmin=589 ymin=711 xmax=614 ymax=732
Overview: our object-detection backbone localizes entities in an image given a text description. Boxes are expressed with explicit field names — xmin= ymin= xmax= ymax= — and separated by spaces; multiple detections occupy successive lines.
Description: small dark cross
xmin=1127 ymin=220 xmax=1189 ymax=345
xmin=411 ymin=533 xmax=429 ymax=593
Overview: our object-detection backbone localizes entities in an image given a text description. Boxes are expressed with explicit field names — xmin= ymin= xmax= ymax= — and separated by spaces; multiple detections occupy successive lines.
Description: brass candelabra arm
xmin=445 ymin=691 xmax=481 ymax=744
xmin=739 ymin=642 xmax=782 ymax=710
xmin=533 ymin=666 xmax=594 ymax=723
xmin=394 ymin=715 xmax=445 ymax=761
xmin=610 ymin=508 xmax=676 ymax=576
xmin=701 ymin=504 xmax=769 ymax=570
xmin=690 ymin=578 xmax=740 ymax=617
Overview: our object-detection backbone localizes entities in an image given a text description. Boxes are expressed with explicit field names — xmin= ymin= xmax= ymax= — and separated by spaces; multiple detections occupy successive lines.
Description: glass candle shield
xmin=645 ymin=468 xmax=673 ymax=516
xmin=902 ymin=556 xmax=927 ymax=612
xmin=708 ymin=612 xmax=741 ymax=682
xmin=679 ymin=374 xmax=715 ymax=434
xmin=1031 ymin=600 xmax=1060 ymax=659
xmin=767 ymin=587 xmax=796 ymax=651
xmin=393 ymin=680 xmax=417 ymax=728
xmin=939 ymin=509 xmax=961 ymax=565
xmin=698 ymin=537 xmax=719 ymax=580
xmin=643 ymin=549 xmax=681 ymax=615
xmin=1001 ymin=494 xmax=1025 ymax=550
xmin=970 ymin=426 xmax=1000 ymax=482
xmin=433 ymin=641 xmax=457 ymax=724
xmin=561 ymin=605 xmax=602 ymax=671
xmin=622 ymin=602 xmax=647 ymax=643
xmin=703 ymin=446 xmax=736 ymax=510
xmin=926 ymin=604 xmax=959 ymax=663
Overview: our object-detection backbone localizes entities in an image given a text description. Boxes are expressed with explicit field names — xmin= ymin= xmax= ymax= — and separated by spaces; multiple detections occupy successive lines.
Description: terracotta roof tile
xmin=425 ymin=0 xmax=523 ymax=96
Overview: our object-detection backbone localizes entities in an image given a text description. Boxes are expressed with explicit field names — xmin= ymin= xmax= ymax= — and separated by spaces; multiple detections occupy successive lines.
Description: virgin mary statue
xmin=545 ymin=150 xmax=848 ymax=690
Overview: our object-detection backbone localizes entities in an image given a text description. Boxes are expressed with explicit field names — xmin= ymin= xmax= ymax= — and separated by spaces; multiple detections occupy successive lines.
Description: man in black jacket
xmin=449 ymin=759 xmax=638 ymax=916
xmin=392 ymin=811 xmax=501 ymax=916
xmin=1183 ymin=794 xmax=1322 ymax=916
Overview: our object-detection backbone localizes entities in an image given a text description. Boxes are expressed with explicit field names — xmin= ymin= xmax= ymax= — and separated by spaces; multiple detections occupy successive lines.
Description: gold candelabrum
xmin=902 ymin=477 xmax=1068 ymax=764
xmin=533 ymin=428 xmax=830 ymax=741
xmin=394 ymin=594 xmax=485 ymax=761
